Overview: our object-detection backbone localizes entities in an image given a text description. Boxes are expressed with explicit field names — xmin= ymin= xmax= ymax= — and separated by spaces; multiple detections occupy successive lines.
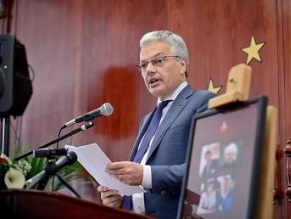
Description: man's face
xmin=205 ymin=153 xmax=212 ymax=164
xmin=225 ymin=151 xmax=236 ymax=164
xmin=220 ymin=178 xmax=230 ymax=194
xmin=139 ymin=41 xmax=186 ymax=99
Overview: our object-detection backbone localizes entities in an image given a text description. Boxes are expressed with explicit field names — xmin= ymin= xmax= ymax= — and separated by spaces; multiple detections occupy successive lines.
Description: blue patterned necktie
xmin=121 ymin=100 xmax=171 ymax=210
xmin=133 ymin=100 xmax=171 ymax=163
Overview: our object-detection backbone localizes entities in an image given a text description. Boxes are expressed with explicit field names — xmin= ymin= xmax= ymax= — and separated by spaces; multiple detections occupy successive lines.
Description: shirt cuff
xmin=141 ymin=165 xmax=152 ymax=189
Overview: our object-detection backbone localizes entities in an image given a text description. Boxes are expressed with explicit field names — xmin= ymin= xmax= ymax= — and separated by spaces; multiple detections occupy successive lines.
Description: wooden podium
xmin=0 ymin=189 xmax=153 ymax=219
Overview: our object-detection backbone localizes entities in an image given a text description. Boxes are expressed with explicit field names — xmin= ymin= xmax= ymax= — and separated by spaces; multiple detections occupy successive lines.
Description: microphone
xmin=62 ymin=102 xmax=114 ymax=128
xmin=33 ymin=148 xmax=68 ymax=158
xmin=44 ymin=151 xmax=78 ymax=174
xmin=25 ymin=151 xmax=78 ymax=189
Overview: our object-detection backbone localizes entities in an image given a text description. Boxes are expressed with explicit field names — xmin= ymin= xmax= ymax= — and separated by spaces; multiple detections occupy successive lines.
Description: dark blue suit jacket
xmin=128 ymin=85 xmax=215 ymax=219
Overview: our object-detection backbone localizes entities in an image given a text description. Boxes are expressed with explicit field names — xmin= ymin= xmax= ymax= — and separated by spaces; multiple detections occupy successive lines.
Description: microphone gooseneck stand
xmin=25 ymin=155 xmax=81 ymax=198
xmin=14 ymin=121 xmax=94 ymax=161
xmin=19 ymin=121 xmax=94 ymax=198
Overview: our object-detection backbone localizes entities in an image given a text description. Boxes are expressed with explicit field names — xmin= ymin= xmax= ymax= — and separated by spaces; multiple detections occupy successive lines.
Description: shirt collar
xmin=157 ymin=81 xmax=188 ymax=105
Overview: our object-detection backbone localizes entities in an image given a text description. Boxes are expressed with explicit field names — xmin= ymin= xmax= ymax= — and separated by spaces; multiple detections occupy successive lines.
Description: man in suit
xmin=216 ymin=175 xmax=234 ymax=212
xmin=201 ymin=150 xmax=219 ymax=179
xmin=97 ymin=30 xmax=215 ymax=219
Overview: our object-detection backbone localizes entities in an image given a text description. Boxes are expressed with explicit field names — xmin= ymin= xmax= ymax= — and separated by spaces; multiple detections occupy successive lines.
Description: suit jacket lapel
xmin=129 ymin=111 xmax=154 ymax=160
xmin=146 ymin=85 xmax=194 ymax=161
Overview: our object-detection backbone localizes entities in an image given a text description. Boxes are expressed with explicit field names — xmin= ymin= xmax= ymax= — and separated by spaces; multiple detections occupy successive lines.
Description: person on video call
xmin=222 ymin=142 xmax=239 ymax=168
xmin=216 ymin=175 xmax=234 ymax=212
xmin=97 ymin=30 xmax=215 ymax=219
xmin=197 ymin=179 xmax=217 ymax=214
xmin=201 ymin=150 xmax=219 ymax=179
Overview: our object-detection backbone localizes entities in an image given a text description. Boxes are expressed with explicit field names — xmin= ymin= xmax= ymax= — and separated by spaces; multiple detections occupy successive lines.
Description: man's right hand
xmin=97 ymin=186 xmax=123 ymax=208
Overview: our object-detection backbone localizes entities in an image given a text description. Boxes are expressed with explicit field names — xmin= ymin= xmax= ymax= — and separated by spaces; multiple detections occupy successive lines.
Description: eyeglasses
xmin=136 ymin=56 xmax=181 ymax=72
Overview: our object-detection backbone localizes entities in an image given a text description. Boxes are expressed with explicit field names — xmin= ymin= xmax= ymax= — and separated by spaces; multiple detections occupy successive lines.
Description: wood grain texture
xmin=1 ymin=0 xmax=289 ymax=217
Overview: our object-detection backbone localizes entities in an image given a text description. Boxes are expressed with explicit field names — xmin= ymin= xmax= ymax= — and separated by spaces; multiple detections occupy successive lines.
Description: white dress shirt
xmin=132 ymin=81 xmax=188 ymax=214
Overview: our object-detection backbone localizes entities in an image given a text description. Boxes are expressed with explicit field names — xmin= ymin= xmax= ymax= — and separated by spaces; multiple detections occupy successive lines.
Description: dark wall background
xmin=0 ymin=0 xmax=290 ymax=218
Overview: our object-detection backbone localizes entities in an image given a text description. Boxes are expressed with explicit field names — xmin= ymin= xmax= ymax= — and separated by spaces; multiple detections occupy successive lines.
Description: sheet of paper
xmin=65 ymin=143 xmax=144 ymax=196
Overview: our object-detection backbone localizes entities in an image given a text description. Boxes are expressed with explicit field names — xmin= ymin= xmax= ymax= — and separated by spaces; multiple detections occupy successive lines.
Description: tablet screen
xmin=177 ymin=96 xmax=268 ymax=219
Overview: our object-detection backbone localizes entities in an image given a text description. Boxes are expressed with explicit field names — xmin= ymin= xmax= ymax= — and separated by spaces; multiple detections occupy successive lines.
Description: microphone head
xmin=45 ymin=151 xmax=78 ymax=175
xmin=67 ymin=151 xmax=78 ymax=164
xmin=100 ymin=103 xmax=114 ymax=116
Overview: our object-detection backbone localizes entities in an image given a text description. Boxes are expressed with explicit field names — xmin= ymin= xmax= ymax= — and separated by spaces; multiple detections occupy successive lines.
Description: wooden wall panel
xmin=10 ymin=0 xmax=173 ymax=162
xmin=1 ymin=0 xmax=289 ymax=217
xmin=281 ymin=0 xmax=291 ymax=146
xmin=169 ymin=0 xmax=279 ymax=104
xmin=11 ymin=0 xmax=85 ymax=147
xmin=279 ymin=0 xmax=291 ymax=217
xmin=11 ymin=0 xmax=282 ymax=158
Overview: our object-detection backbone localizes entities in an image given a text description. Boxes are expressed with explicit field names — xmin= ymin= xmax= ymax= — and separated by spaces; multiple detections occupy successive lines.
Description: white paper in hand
xmin=65 ymin=143 xmax=143 ymax=196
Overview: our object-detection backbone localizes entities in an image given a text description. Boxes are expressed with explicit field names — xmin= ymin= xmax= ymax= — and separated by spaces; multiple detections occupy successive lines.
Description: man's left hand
xmin=106 ymin=161 xmax=143 ymax=186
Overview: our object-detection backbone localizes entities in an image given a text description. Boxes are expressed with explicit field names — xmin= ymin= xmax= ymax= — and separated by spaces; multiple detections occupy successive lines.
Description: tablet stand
xmin=208 ymin=63 xmax=251 ymax=109
xmin=207 ymin=63 xmax=277 ymax=219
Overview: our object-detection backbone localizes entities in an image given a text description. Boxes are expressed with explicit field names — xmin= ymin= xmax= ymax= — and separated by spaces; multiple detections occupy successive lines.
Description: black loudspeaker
xmin=0 ymin=34 xmax=33 ymax=117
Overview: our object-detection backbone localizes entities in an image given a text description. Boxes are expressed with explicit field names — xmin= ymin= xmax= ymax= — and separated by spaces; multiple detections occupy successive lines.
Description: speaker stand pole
xmin=1 ymin=116 xmax=10 ymax=156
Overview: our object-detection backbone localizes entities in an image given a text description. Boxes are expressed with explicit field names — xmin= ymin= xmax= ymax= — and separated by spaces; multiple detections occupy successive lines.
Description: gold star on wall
xmin=208 ymin=79 xmax=222 ymax=94
xmin=242 ymin=36 xmax=265 ymax=64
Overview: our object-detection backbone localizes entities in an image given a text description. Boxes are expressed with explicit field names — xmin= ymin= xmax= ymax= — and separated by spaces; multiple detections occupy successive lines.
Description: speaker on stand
xmin=0 ymin=34 xmax=33 ymax=156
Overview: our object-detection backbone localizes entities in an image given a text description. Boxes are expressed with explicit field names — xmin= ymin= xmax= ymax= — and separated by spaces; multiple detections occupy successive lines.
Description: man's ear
xmin=180 ymin=59 xmax=187 ymax=75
